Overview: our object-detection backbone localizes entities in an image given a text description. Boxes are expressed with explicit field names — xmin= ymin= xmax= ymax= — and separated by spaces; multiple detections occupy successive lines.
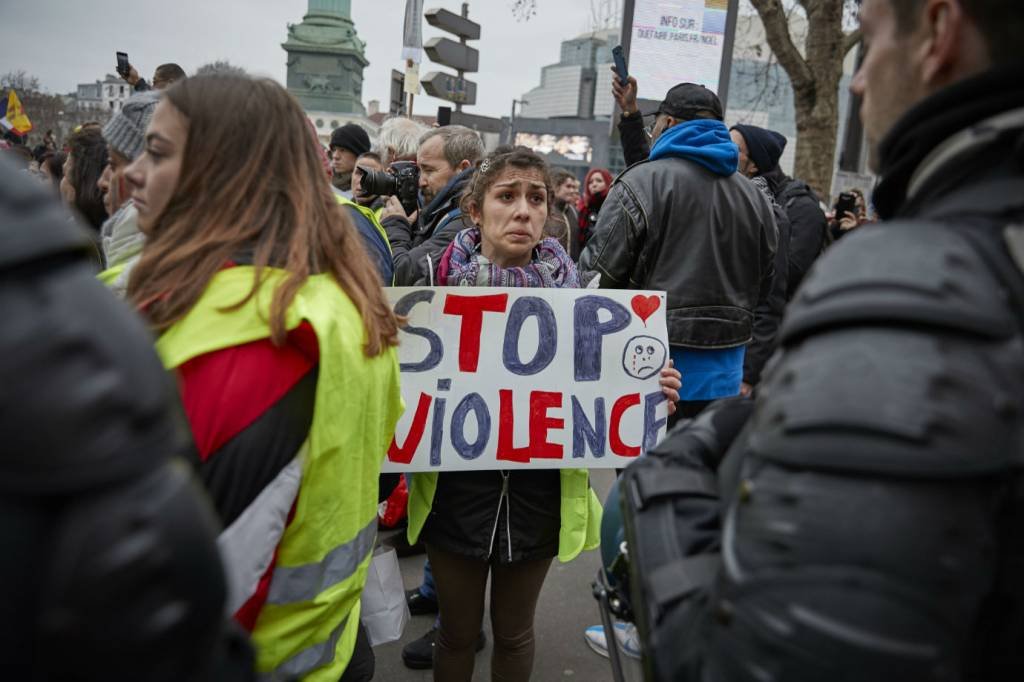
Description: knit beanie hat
xmin=102 ymin=91 xmax=161 ymax=162
xmin=731 ymin=124 xmax=787 ymax=174
xmin=329 ymin=123 xmax=371 ymax=156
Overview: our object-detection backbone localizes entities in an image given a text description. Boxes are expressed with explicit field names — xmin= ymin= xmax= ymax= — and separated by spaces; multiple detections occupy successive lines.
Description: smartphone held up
xmin=612 ymin=45 xmax=628 ymax=85
xmin=116 ymin=51 xmax=130 ymax=78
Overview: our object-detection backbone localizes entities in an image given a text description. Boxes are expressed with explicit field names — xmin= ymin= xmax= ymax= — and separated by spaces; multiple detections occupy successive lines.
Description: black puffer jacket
xmin=0 ymin=156 xmax=253 ymax=681
xmin=579 ymin=154 xmax=777 ymax=349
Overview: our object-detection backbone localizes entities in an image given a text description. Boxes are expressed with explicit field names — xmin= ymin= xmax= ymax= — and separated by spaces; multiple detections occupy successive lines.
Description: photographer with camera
xmin=379 ymin=125 xmax=484 ymax=286
xmin=352 ymin=151 xmax=386 ymax=213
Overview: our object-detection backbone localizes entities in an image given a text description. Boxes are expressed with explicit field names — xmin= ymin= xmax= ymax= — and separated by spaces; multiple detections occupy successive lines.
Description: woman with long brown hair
xmin=123 ymin=74 xmax=404 ymax=682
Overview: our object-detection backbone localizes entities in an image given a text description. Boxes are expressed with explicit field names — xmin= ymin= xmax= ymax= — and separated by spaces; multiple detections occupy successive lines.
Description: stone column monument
xmin=282 ymin=0 xmax=369 ymax=115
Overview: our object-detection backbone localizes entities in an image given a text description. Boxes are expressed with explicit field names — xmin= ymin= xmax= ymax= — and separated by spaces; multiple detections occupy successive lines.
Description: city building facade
xmin=75 ymin=75 xmax=131 ymax=113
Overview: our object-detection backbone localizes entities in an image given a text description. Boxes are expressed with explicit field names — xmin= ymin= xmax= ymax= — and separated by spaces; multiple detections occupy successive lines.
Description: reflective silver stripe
xmin=258 ymin=614 xmax=350 ymax=681
xmin=218 ymin=452 xmax=304 ymax=615
xmin=266 ymin=516 xmax=377 ymax=605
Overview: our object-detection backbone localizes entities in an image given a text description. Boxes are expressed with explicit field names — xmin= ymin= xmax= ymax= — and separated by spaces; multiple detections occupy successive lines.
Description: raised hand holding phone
xmin=610 ymin=66 xmax=639 ymax=115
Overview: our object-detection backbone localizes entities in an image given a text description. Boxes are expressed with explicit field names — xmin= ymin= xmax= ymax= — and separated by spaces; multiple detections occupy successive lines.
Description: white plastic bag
xmin=359 ymin=546 xmax=410 ymax=646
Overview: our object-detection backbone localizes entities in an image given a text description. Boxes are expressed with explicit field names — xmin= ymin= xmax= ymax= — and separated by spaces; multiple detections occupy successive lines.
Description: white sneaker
xmin=584 ymin=622 xmax=641 ymax=659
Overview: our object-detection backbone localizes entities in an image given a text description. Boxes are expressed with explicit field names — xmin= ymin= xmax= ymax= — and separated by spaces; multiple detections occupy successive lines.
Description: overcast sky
xmin=0 ymin=0 xmax=611 ymax=118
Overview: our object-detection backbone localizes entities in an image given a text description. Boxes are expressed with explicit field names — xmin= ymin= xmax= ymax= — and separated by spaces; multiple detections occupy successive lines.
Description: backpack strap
xmin=435 ymin=207 xmax=463 ymax=234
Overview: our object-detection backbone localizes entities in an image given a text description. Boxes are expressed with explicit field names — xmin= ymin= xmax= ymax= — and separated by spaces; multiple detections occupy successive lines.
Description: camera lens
xmin=358 ymin=167 xmax=399 ymax=197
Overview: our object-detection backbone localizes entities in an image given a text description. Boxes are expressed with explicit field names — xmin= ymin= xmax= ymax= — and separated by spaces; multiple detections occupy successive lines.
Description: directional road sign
xmin=424 ymin=37 xmax=479 ymax=73
xmin=422 ymin=71 xmax=477 ymax=106
xmin=424 ymin=7 xmax=481 ymax=40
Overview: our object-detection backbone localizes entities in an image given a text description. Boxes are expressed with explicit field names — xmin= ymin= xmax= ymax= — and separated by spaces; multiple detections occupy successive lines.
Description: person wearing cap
xmin=730 ymin=123 xmax=829 ymax=299
xmin=581 ymin=81 xmax=776 ymax=424
xmin=329 ymin=122 xmax=371 ymax=196
xmin=96 ymin=90 xmax=161 ymax=296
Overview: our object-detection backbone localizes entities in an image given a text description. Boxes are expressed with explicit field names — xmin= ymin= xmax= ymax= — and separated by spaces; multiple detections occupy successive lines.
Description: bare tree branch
xmin=749 ymin=0 xmax=813 ymax=91
xmin=843 ymin=28 xmax=863 ymax=55
xmin=510 ymin=0 xmax=537 ymax=22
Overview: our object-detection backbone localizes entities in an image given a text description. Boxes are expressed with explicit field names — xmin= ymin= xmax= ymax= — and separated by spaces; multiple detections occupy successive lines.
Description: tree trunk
xmin=794 ymin=97 xmax=840 ymax=201
xmin=750 ymin=0 xmax=853 ymax=200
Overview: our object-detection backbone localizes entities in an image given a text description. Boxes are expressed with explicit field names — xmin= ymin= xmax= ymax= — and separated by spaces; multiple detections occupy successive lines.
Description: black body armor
xmin=0 ymin=157 xmax=254 ymax=681
xmin=618 ymin=70 xmax=1024 ymax=682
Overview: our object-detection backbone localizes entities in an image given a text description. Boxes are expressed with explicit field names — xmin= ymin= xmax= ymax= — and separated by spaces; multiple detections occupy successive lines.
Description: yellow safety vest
xmin=97 ymin=262 xmax=126 ymax=286
xmin=336 ymin=194 xmax=392 ymax=255
xmin=155 ymin=266 xmax=403 ymax=681
xmin=407 ymin=469 xmax=603 ymax=564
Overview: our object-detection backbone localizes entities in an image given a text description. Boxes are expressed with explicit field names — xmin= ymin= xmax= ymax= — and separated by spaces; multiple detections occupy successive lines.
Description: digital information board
xmin=515 ymin=132 xmax=594 ymax=164
xmin=623 ymin=0 xmax=739 ymax=106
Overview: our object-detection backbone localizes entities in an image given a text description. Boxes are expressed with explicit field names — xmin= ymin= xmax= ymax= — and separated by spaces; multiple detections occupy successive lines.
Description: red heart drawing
xmin=631 ymin=295 xmax=661 ymax=326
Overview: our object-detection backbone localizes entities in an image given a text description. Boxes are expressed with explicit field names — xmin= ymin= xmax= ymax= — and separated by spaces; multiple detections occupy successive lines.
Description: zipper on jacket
xmin=487 ymin=471 xmax=511 ymax=561
xmin=504 ymin=473 xmax=513 ymax=562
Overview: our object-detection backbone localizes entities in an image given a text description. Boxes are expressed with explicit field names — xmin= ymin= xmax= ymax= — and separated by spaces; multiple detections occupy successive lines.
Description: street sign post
xmin=423 ymin=3 xmax=481 ymax=111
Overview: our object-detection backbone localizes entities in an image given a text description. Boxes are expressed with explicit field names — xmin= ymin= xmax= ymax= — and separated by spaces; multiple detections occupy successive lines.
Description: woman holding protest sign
xmin=123 ymin=74 xmax=403 ymax=682
xmin=405 ymin=146 xmax=681 ymax=682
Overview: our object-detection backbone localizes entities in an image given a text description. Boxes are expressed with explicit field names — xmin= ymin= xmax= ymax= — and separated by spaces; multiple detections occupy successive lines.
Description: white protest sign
xmin=382 ymin=287 xmax=670 ymax=472
xmin=628 ymin=0 xmax=734 ymax=102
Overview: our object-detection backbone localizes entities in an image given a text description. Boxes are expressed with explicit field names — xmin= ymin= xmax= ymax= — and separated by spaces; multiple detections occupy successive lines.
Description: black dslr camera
xmin=357 ymin=161 xmax=419 ymax=216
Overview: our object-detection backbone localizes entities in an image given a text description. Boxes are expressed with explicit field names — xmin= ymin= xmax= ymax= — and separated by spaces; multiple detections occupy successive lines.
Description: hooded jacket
xmin=580 ymin=119 xmax=776 ymax=349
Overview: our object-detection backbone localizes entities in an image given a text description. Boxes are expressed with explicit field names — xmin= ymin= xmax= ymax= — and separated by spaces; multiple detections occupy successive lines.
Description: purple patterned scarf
xmin=442 ymin=227 xmax=580 ymax=289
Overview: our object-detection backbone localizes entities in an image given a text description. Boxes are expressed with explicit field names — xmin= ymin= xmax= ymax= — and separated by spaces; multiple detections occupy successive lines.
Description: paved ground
xmin=370 ymin=469 xmax=644 ymax=681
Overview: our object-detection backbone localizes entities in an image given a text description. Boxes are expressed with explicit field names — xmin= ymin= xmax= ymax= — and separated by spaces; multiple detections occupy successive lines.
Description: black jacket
xmin=421 ymin=469 xmax=562 ymax=564
xmin=382 ymin=167 xmax=474 ymax=285
xmin=619 ymin=111 xmax=651 ymax=167
xmin=742 ymin=190 xmax=790 ymax=386
xmin=762 ymin=165 xmax=829 ymax=298
xmin=579 ymin=153 xmax=776 ymax=349
xmin=622 ymin=65 xmax=1024 ymax=682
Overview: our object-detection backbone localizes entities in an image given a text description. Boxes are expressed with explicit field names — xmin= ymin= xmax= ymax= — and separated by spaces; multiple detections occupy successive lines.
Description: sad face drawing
xmin=622 ymin=335 xmax=667 ymax=380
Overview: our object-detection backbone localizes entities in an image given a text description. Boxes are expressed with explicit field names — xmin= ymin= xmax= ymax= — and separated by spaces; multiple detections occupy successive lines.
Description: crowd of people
xmin=3 ymin=0 xmax=1024 ymax=680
